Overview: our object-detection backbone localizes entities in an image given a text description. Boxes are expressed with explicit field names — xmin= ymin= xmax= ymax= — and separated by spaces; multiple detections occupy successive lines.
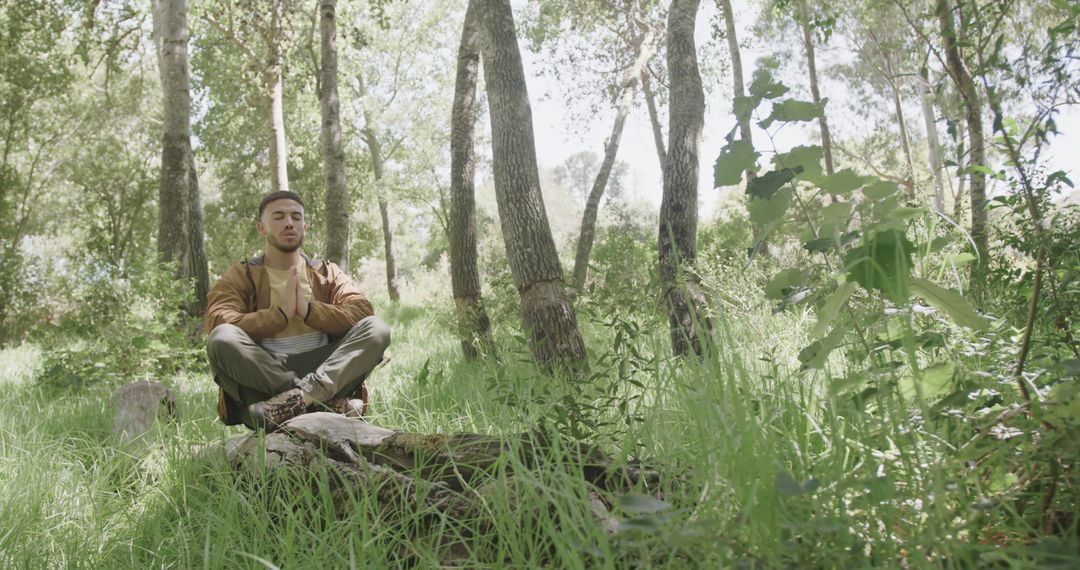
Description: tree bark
xmin=641 ymin=69 xmax=667 ymax=173
xmin=356 ymin=72 xmax=401 ymax=302
xmin=187 ymin=152 xmax=209 ymax=316
xmin=882 ymin=53 xmax=916 ymax=199
xmin=267 ymin=1 xmax=289 ymax=194
xmin=937 ymin=0 xmax=988 ymax=289
xmin=797 ymin=0 xmax=834 ymax=177
xmin=572 ymin=26 xmax=660 ymax=290
xmin=154 ymin=0 xmax=208 ymax=316
xmin=477 ymin=0 xmax=587 ymax=370
xmin=660 ymin=0 xmax=712 ymax=358
xmin=719 ymin=0 xmax=752 ymax=158
xmin=319 ymin=0 xmax=349 ymax=271
xmin=918 ymin=77 xmax=947 ymax=212
xmin=449 ymin=0 xmax=493 ymax=359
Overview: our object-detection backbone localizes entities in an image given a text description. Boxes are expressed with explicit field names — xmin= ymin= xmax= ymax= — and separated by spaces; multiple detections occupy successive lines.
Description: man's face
xmin=257 ymin=199 xmax=307 ymax=254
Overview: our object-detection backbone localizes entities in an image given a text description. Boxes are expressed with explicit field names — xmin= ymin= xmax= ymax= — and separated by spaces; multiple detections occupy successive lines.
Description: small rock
xmin=111 ymin=380 xmax=176 ymax=444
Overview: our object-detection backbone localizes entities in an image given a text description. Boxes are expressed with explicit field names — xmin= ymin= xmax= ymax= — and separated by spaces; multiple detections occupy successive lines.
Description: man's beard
xmin=267 ymin=233 xmax=303 ymax=253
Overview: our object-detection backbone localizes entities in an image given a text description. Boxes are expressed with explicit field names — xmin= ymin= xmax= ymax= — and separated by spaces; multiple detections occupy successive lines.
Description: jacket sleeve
xmin=204 ymin=264 xmax=289 ymax=340
xmin=305 ymin=262 xmax=374 ymax=336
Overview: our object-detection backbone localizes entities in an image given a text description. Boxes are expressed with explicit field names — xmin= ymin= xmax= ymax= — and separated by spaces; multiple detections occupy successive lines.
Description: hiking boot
xmin=248 ymin=388 xmax=309 ymax=431
xmin=312 ymin=397 xmax=365 ymax=419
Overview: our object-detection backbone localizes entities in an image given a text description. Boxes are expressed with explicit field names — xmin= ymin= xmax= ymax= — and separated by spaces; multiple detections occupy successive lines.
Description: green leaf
xmin=773 ymin=145 xmax=823 ymax=181
xmin=799 ymin=325 xmax=846 ymax=369
xmin=733 ymin=95 xmax=756 ymax=121
xmin=819 ymin=201 xmax=852 ymax=237
xmin=748 ymin=68 xmax=788 ymax=100
xmin=713 ymin=140 xmax=759 ymax=187
xmin=908 ymin=278 xmax=991 ymax=330
xmin=812 ymin=281 xmax=856 ymax=338
xmin=942 ymin=253 xmax=976 ymax=268
xmin=760 ymin=99 xmax=824 ymax=128
xmin=928 ymin=236 xmax=953 ymax=252
xmin=902 ymin=362 xmax=956 ymax=400
xmin=765 ymin=268 xmax=809 ymax=300
xmin=862 ymin=180 xmax=899 ymax=200
xmin=844 ymin=229 xmax=915 ymax=303
xmin=746 ymin=168 xmax=796 ymax=200
xmin=618 ymin=493 xmax=672 ymax=514
xmin=888 ymin=206 xmax=926 ymax=221
xmin=749 ymin=189 xmax=792 ymax=227
xmin=816 ymin=169 xmax=867 ymax=196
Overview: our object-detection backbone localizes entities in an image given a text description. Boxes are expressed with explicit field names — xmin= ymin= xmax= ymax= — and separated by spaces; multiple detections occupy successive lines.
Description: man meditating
xmin=205 ymin=190 xmax=390 ymax=430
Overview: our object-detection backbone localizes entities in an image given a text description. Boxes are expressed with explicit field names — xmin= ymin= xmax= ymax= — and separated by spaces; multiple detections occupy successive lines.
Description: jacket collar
xmin=246 ymin=252 xmax=320 ymax=268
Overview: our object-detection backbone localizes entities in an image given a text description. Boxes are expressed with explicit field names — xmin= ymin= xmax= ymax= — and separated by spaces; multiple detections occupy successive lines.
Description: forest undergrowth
xmin=1 ymin=276 xmax=1075 ymax=569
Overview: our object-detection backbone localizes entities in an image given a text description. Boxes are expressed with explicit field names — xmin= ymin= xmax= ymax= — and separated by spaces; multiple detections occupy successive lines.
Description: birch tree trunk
xmin=936 ymin=0 xmax=988 ymax=290
xmin=477 ymin=0 xmax=586 ymax=370
xmin=449 ymin=1 xmax=493 ymax=359
xmin=660 ymin=0 xmax=712 ymax=358
xmin=919 ymin=77 xmax=947 ymax=212
xmin=267 ymin=1 xmax=289 ymax=194
xmin=319 ymin=0 xmax=349 ymax=270
xmin=356 ymin=72 xmax=401 ymax=302
xmin=154 ymin=0 xmax=208 ymax=316
xmin=797 ymin=0 xmax=834 ymax=177
xmin=571 ymin=26 xmax=660 ymax=290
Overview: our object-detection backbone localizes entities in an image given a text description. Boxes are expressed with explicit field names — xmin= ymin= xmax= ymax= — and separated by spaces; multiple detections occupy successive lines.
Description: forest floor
xmin=0 ymin=297 xmax=1075 ymax=569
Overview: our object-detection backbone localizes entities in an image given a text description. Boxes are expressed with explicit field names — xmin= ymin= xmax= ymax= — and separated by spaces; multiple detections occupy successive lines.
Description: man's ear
xmin=256 ymin=221 xmax=266 ymax=236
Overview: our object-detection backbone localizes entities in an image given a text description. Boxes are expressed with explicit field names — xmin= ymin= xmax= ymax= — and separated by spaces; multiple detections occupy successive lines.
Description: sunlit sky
xmin=521 ymin=2 xmax=1080 ymax=218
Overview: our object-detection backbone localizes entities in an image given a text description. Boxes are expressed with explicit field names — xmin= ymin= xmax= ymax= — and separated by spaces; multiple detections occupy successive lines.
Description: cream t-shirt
xmin=259 ymin=266 xmax=329 ymax=354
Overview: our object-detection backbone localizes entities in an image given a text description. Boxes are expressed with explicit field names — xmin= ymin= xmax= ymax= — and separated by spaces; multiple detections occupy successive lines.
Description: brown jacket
xmin=205 ymin=253 xmax=373 ymax=339
xmin=205 ymin=253 xmax=373 ymax=424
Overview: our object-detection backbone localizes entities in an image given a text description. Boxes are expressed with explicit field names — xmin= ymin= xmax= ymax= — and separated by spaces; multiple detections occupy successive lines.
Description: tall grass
xmin=0 ymin=297 xmax=1074 ymax=568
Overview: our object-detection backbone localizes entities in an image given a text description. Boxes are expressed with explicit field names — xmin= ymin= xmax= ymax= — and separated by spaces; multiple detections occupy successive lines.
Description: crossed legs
xmin=208 ymin=316 xmax=390 ymax=428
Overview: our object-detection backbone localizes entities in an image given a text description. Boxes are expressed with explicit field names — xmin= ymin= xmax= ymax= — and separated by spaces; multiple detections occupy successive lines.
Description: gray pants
xmin=208 ymin=316 xmax=391 ymax=415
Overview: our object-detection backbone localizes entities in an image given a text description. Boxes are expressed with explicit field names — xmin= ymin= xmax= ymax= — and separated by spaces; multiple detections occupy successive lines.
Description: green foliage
xmin=36 ymin=257 xmax=205 ymax=392
xmin=844 ymin=228 xmax=914 ymax=303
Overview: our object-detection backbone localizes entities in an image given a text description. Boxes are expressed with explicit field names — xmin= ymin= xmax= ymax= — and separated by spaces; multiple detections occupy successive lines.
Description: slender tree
xmin=477 ymin=0 xmax=587 ymax=370
xmin=572 ymin=19 xmax=661 ymax=289
xmin=718 ymin=0 xmax=753 ymax=179
xmin=319 ymin=0 xmax=349 ymax=270
xmin=936 ymin=0 xmax=988 ymax=288
xmin=641 ymin=70 xmax=667 ymax=172
xmin=659 ymin=0 xmax=712 ymax=357
xmin=356 ymin=72 xmax=401 ymax=302
xmin=154 ymin=0 xmax=209 ymax=315
xmin=918 ymin=75 xmax=947 ymax=212
xmin=796 ymin=0 xmax=836 ymax=177
xmin=449 ymin=0 xmax=493 ymax=359
xmin=202 ymin=0 xmax=292 ymax=193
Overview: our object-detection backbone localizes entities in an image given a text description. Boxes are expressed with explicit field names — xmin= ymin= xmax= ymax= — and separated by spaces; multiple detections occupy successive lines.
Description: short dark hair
xmin=258 ymin=191 xmax=305 ymax=217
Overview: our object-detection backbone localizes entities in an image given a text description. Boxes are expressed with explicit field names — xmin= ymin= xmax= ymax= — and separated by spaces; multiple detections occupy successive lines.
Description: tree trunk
xmin=572 ymin=26 xmax=660 ymax=290
xmin=797 ymin=0 xmax=834 ymax=177
xmin=267 ymin=2 xmax=289 ymax=194
xmin=936 ymin=0 xmax=988 ymax=290
xmin=477 ymin=0 xmax=586 ymax=371
xmin=719 ymin=0 xmax=752 ymax=157
xmin=319 ymin=0 xmax=349 ymax=271
xmin=378 ymin=197 xmax=399 ymax=301
xmin=356 ymin=72 xmax=401 ymax=302
xmin=660 ymin=0 xmax=712 ymax=358
xmin=882 ymin=53 xmax=916 ymax=199
xmin=187 ymin=152 xmax=209 ymax=316
xmin=918 ymin=77 xmax=947 ymax=212
xmin=449 ymin=0 xmax=493 ymax=359
xmin=155 ymin=0 xmax=208 ymax=316
xmin=641 ymin=70 xmax=667 ymax=173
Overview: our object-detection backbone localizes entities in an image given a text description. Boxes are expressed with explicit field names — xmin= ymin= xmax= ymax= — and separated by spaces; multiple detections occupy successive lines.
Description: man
xmin=205 ymin=190 xmax=390 ymax=431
